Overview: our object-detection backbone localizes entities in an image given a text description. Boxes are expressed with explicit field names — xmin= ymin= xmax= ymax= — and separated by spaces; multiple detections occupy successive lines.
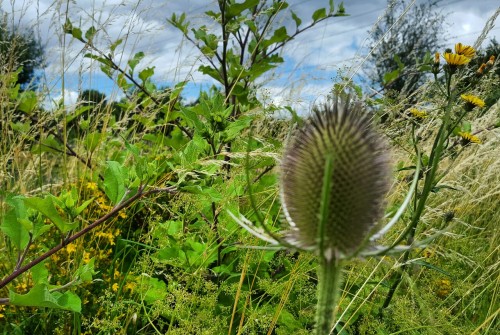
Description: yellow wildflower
xmin=65 ymin=243 xmax=77 ymax=253
xmin=124 ymin=282 xmax=136 ymax=292
xmin=83 ymin=251 xmax=91 ymax=264
xmin=458 ymin=131 xmax=481 ymax=144
xmin=114 ymin=269 xmax=120 ymax=279
xmin=443 ymin=52 xmax=471 ymax=66
xmin=460 ymin=94 xmax=485 ymax=108
xmin=409 ymin=108 xmax=428 ymax=120
xmin=85 ymin=182 xmax=98 ymax=191
xmin=112 ymin=283 xmax=119 ymax=292
xmin=454 ymin=43 xmax=475 ymax=58
xmin=0 ymin=305 xmax=5 ymax=319
xmin=15 ymin=282 xmax=28 ymax=292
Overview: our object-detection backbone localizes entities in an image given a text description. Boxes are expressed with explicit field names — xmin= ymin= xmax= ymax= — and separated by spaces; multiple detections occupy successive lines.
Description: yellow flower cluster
xmin=0 ymin=305 xmax=5 ymax=319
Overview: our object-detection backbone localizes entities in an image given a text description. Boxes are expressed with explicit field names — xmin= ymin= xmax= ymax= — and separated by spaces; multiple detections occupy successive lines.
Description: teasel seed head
xmin=280 ymin=97 xmax=391 ymax=259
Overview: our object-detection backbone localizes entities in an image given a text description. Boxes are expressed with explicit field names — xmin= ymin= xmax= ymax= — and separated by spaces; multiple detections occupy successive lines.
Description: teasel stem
xmin=315 ymin=155 xmax=344 ymax=334
xmin=316 ymin=256 xmax=343 ymax=334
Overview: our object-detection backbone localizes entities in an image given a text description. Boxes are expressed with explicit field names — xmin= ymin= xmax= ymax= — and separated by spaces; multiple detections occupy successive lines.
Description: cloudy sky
xmin=1 ymin=0 xmax=499 ymax=111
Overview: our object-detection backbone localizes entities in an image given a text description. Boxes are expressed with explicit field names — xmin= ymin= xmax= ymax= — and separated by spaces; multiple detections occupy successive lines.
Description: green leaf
xmin=312 ymin=8 xmax=327 ymax=22
xmin=18 ymin=91 xmax=38 ymax=114
xmin=329 ymin=0 xmax=335 ymax=14
xmin=0 ymin=201 xmax=30 ymax=250
xmin=71 ymin=27 xmax=84 ymax=41
xmin=74 ymin=258 xmax=96 ymax=283
xmin=137 ymin=276 xmax=167 ymax=304
xmin=181 ymin=185 xmax=222 ymax=202
xmin=128 ymin=51 xmax=145 ymax=73
xmin=103 ymin=161 xmax=126 ymax=205
xmin=83 ymin=132 xmax=104 ymax=152
xmin=139 ymin=66 xmax=155 ymax=82
xmin=110 ymin=38 xmax=123 ymax=53
xmin=24 ymin=196 xmax=75 ymax=233
xmin=65 ymin=105 xmax=93 ymax=124
xmin=223 ymin=116 xmax=253 ymax=141
xmin=31 ymin=261 xmax=49 ymax=285
xmin=291 ymin=11 xmax=302 ymax=28
xmin=9 ymin=284 xmax=81 ymax=313
xmin=85 ymin=26 xmax=97 ymax=41
xmin=262 ymin=26 xmax=289 ymax=48
xmin=33 ymin=135 xmax=63 ymax=154
xmin=383 ymin=68 xmax=400 ymax=85
xmin=226 ymin=0 xmax=259 ymax=18
xmin=74 ymin=198 xmax=94 ymax=216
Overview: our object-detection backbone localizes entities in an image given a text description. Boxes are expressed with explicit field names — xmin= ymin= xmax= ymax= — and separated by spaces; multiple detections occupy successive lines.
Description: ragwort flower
xmin=460 ymin=94 xmax=485 ymax=110
xmin=454 ymin=43 xmax=475 ymax=58
xmin=409 ymin=108 xmax=428 ymax=120
xmin=458 ymin=131 xmax=481 ymax=144
xmin=443 ymin=52 xmax=471 ymax=66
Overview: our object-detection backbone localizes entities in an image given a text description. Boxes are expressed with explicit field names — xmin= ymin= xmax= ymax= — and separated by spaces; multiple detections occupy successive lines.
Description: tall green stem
xmin=315 ymin=257 xmax=343 ymax=335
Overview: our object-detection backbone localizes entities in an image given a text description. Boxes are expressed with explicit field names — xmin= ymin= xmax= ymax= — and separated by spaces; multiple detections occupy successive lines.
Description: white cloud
xmin=2 ymin=0 xmax=499 ymax=110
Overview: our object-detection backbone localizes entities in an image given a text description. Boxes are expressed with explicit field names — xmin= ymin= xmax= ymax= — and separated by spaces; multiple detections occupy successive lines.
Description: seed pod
xmin=280 ymin=97 xmax=391 ymax=258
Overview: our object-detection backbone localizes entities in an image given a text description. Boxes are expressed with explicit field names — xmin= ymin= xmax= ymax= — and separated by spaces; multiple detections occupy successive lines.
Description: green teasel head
xmin=280 ymin=96 xmax=391 ymax=259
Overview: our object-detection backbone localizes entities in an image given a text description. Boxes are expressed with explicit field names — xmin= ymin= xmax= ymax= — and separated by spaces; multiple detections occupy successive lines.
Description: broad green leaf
xmin=31 ymin=261 xmax=49 ymax=285
xmin=18 ymin=91 xmax=38 ymax=114
xmin=223 ymin=116 xmax=253 ymax=141
xmin=226 ymin=0 xmax=259 ymax=18
xmin=137 ymin=276 xmax=167 ymax=304
xmin=312 ymin=8 xmax=327 ymax=22
xmin=0 ymin=206 xmax=30 ymax=250
xmin=24 ymin=196 xmax=75 ymax=233
xmin=9 ymin=284 xmax=81 ymax=313
xmin=103 ymin=161 xmax=126 ymax=205
xmin=262 ymin=27 xmax=289 ymax=48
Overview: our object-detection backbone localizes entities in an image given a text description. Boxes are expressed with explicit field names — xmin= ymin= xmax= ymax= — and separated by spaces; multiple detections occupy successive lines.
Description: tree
xmin=0 ymin=14 xmax=44 ymax=88
xmin=365 ymin=0 xmax=446 ymax=101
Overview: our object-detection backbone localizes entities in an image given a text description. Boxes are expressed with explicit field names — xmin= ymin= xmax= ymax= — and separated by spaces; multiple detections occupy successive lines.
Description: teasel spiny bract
xmin=279 ymin=97 xmax=391 ymax=260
